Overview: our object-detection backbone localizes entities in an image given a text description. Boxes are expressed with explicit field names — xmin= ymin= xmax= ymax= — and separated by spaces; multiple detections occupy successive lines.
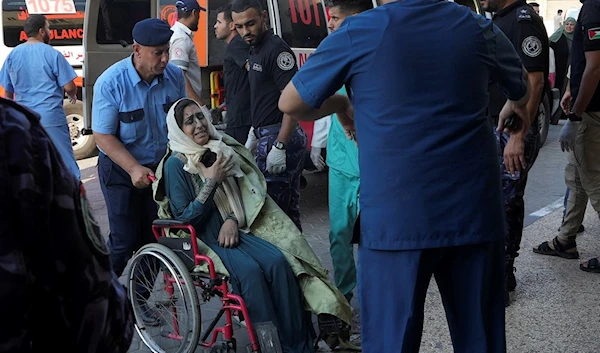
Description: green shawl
xmin=152 ymin=134 xmax=352 ymax=325
xmin=549 ymin=17 xmax=576 ymax=43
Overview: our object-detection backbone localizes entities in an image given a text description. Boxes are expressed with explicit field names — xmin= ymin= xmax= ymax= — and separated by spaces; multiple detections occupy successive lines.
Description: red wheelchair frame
xmin=151 ymin=220 xmax=261 ymax=353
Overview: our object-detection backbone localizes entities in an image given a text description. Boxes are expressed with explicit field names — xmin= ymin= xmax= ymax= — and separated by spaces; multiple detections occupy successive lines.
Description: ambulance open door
xmin=83 ymin=0 xmax=160 ymax=134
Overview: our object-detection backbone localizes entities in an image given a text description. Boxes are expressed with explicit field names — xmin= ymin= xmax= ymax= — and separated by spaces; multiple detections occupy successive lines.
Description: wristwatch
xmin=273 ymin=141 xmax=285 ymax=150
xmin=567 ymin=113 xmax=582 ymax=122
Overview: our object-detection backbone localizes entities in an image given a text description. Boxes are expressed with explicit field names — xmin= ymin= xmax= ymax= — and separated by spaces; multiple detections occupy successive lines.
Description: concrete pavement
xmin=78 ymin=154 xmax=600 ymax=353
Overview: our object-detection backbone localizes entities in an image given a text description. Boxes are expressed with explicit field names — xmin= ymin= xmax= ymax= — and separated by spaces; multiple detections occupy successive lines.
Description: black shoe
xmin=506 ymin=271 xmax=517 ymax=292
xmin=138 ymin=301 xmax=161 ymax=326
xmin=299 ymin=175 xmax=308 ymax=190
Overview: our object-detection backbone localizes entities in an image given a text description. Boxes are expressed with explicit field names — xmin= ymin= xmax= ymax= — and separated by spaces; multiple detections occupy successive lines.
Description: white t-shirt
xmin=169 ymin=21 xmax=203 ymax=95
xmin=554 ymin=15 xmax=563 ymax=31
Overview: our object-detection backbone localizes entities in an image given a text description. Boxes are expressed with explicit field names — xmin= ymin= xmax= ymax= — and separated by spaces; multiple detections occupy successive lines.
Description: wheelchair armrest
xmin=152 ymin=219 xmax=189 ymax=227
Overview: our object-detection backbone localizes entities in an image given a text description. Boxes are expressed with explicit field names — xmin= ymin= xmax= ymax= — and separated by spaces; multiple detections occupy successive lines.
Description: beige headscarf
xmin=166 ymin=98 xmax=248 ymax=229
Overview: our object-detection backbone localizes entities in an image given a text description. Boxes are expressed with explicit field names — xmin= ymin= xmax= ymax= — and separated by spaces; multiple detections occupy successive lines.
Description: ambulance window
xmin=96 ymin=0 xmax=151 ymax=45
xmin=2 ymin=0 xmax=86 ymax=47
xmin=278 ymin=0 xmax=328 ymax=48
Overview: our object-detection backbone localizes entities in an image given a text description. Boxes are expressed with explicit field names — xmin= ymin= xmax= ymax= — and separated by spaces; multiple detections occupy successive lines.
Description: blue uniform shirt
xmin=0 ymin=43 xmax=77 ymax=127
xmin=292 ymin=0 xmax=527 ymax=250
xmin=92 ymin=55 xmax=186 ymax=166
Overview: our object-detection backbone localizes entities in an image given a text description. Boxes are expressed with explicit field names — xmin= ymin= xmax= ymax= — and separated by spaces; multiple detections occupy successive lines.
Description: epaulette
xmin=517 ymin=6 xmax=533 ymax=21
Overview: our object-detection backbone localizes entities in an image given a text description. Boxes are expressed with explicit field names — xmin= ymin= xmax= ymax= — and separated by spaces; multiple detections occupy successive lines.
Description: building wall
xmin=528 ymin=0 xmax=582 ymax=34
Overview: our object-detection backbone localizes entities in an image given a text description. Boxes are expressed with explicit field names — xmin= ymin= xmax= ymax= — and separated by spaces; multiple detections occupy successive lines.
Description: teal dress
xmin=163 ymin=153 xmax=315 ymax=353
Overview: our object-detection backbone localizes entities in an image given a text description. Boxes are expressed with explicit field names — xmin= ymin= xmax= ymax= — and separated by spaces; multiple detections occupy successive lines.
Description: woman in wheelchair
xmin=158 ymin=98 xmax=354 ymax=352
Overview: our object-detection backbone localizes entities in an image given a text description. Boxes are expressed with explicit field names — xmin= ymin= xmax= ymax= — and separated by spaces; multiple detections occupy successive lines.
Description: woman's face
xmin=182 ymin=104 xmax=209 ymax=145
xmin=565 ymin=21 xmax=575 ymax=34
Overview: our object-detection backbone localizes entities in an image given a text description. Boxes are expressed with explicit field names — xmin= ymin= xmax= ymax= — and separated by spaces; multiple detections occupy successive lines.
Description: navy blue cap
xmin=175 ymin=0 xmax=206 ymax=12
xmin=132 ymin=18 xmax=173 ymax=46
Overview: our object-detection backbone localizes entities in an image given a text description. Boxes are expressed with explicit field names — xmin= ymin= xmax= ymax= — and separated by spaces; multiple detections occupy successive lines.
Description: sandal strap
xmin=587 ymin=258 xmax=600 ymax=269
xmin=552 ymin=237 xmax=576 ymax=252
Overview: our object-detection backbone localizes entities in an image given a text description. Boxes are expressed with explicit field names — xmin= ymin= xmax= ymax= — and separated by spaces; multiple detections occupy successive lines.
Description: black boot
xmin=505 ymin=260 xmax=516 ymax=292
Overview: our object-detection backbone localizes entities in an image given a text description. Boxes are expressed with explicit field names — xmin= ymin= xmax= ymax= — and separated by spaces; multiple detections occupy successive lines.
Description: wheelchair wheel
xmin=128 ymin=243 xmax=201 ymax=353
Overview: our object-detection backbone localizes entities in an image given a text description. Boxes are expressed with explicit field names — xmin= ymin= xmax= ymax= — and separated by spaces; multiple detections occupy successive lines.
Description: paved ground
xmin=524 ymin=123 xmax=568 ymax=226
xmin=78 ymin=139 xmax=600 ymax=352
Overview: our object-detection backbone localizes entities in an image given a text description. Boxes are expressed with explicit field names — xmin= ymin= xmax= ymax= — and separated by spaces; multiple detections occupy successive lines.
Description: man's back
xmin=224 ymin=34 xmax=251 ymax=129
xmin=335 ymin=1 xmax=508 ymax=249
xmin=0 ymin=43 xmax=75 ymax=127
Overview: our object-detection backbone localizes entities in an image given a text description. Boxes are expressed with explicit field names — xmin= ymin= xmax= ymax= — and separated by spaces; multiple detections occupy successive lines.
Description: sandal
xmin=533 ymin=237 xmax=579 ymax=259
xmin=580 ymin=258 xmax=600 ymax=273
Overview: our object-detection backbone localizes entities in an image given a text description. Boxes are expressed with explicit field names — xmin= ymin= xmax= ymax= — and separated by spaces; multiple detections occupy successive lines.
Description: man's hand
xmin=497 ymin=100 xmax=530 ymax=134
xmin=266 ymin=147 xmax=286 ymax=174
xmin=129 ymin=165 xmax=154 ymax=188
xmin=68 ymin=94 xmax=77 ymax=104
xmin=218 ymin=219 xmax=239 ymax=248
xmin=503 ymin=134 xmax=526 ymax=176
xmin=559 ymin=120 xmax=580 ymax=152
xmin=561 ymin=90 xmax=572 ymax=113
xmin=310 ymin=147 xmax=326 ymax=171
xmin=245 ymin=127 xmax=258 ymax=155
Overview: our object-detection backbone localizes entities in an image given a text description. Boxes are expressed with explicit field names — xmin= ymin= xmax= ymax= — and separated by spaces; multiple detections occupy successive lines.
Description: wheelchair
xmin=127 ymin=219 xmax=283 ymax=353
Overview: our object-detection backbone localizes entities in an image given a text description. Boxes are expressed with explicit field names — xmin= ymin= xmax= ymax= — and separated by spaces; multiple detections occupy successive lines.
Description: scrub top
xmin=0 ymin=43 xmax=77 ymax=127
xmin=292 ymin=0 xmax=527 ymax=250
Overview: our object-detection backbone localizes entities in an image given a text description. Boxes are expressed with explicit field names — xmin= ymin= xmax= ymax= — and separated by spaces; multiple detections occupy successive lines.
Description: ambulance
xmin=0 ymin=0 xmax=92 ymax=158
xmin=82 ymin=0 xmax=333 ymax=156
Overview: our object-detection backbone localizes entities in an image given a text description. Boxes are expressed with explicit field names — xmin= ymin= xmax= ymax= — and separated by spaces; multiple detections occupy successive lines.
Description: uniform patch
xmin=588 ymin=27 xmax=600 ymax=40
xmin=517 ymin=8 xmax=531 ymax=21
xmin=277 ymin=52 xmax=295 ymax=71
xmin=522 ymin=36 xmax=542 ymax=57
xmin=174 ymin=47 xmax=184 ymax=58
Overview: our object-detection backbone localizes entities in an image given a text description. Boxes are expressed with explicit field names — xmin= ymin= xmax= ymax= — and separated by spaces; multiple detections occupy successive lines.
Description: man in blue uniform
xmin=232 ymin=0 xmax=307 ymax=231
xmin=279 ymin=1 xmax=531 ymax=351
xmin=92 ymin=19 xmax=186 ymax=282
xmin=0 ymin=14 xmax=80 ymax=180
xmin=214 ymin=4 xmax=252 ymax=143
xmin=0 ymin=98 xmax=133 ymax=352
xmin=481 ymin=0 xmax=549 ymax=306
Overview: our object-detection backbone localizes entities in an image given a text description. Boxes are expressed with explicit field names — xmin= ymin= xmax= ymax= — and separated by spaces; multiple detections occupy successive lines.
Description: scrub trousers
xmin=358 ymin=239 xmax=506 ymax=353
xmin=45 ymin=124 xmax=80 ymax=181
xmin=559 ymin=112 xmax=600 ymax=243
xmin=328 ymin=167 xmax=359 ymax=301
xmin=98 ymin=153 xmax=158 ymax=277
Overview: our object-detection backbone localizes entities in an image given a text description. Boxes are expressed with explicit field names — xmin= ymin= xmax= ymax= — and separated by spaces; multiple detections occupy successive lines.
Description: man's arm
xmin=524 ymin=71 xmax=544 ymax=124
xmin=571 ymin=7 xmax=600 ymax=117
xmin=0 ymin=58 xmax=14 ymax=100
xmin=170 ymin=37 xmax=207 ymax=107
xmin=269 ymin=48 xmax=300 ymax=144
xmin=278 ymin=28 xmax=353 ymax=123
xmin=91 ymin=82 xmax=143 ymax=175
xmin=2 ymin=91 xmax=14 ymax=100
xmin=54 ymin=51 xmax=78 ymax=100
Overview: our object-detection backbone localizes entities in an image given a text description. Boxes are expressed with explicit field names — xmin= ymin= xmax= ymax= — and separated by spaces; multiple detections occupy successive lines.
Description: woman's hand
xmin=218 ymin=219 xmax=239 ymax=248
xmin=199 ymin=152 xmax=233 ymax=183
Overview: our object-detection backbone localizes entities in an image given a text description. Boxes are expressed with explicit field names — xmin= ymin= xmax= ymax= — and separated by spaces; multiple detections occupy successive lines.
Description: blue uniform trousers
xmin=254 ymin=123 xmax=307 ymax=231
xmin=98 ymin=153 xmax=157 ymax=277
xmin=358 ymin=239 xmax=506 ymax=353
xmin=45 ymin=124 xmax=80 ymax=181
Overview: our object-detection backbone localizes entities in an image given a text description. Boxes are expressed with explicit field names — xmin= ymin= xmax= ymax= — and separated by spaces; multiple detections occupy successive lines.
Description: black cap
xmin=132 ymin=18 xmax=173 ymax=46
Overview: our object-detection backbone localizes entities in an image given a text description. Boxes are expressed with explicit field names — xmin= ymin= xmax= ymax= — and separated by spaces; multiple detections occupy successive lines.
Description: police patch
xmin=522 ymin=36 xmax=542 ymax=57
xmin=174 ymin=48 xmax=184 ymax=58
xmin=277 ymin=52 xmax=295 ymax=71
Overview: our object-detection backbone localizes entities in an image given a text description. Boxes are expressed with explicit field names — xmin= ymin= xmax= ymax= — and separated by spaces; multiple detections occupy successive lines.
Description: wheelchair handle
xmin=148 ymin=175 xmax=157 ymax=182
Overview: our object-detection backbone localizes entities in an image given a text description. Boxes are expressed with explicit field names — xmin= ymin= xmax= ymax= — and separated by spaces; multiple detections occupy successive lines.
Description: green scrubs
xmin=326 ymin=87 xmax=359 ymax=301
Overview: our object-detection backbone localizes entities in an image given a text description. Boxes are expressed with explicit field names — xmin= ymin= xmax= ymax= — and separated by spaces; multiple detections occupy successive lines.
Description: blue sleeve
xmin=164 ymin=156 xmax=216 ymax=224
xmin=291 ymin=27 xmax=353 ymax=109
xmin=0 ymin=57 xmax=14 ymax=93
xmin=52 ymin=51 xmax=77 ymax=87
xmin=91 ymin=78 xmax=120 ymax=135
xmin=486 ymin=23 xmax=528 ymax=101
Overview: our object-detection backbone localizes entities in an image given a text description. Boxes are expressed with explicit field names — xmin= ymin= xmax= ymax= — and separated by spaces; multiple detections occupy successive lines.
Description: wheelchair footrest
xmin=254 ymin=321 xmax=283 ymax=353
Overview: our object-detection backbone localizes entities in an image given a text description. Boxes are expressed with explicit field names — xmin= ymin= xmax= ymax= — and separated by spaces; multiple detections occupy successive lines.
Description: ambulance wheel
xmin=537 ymin=95 xmax=550 ymax=147
xmin=65 ymin=99 xmax=97 ymax=160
